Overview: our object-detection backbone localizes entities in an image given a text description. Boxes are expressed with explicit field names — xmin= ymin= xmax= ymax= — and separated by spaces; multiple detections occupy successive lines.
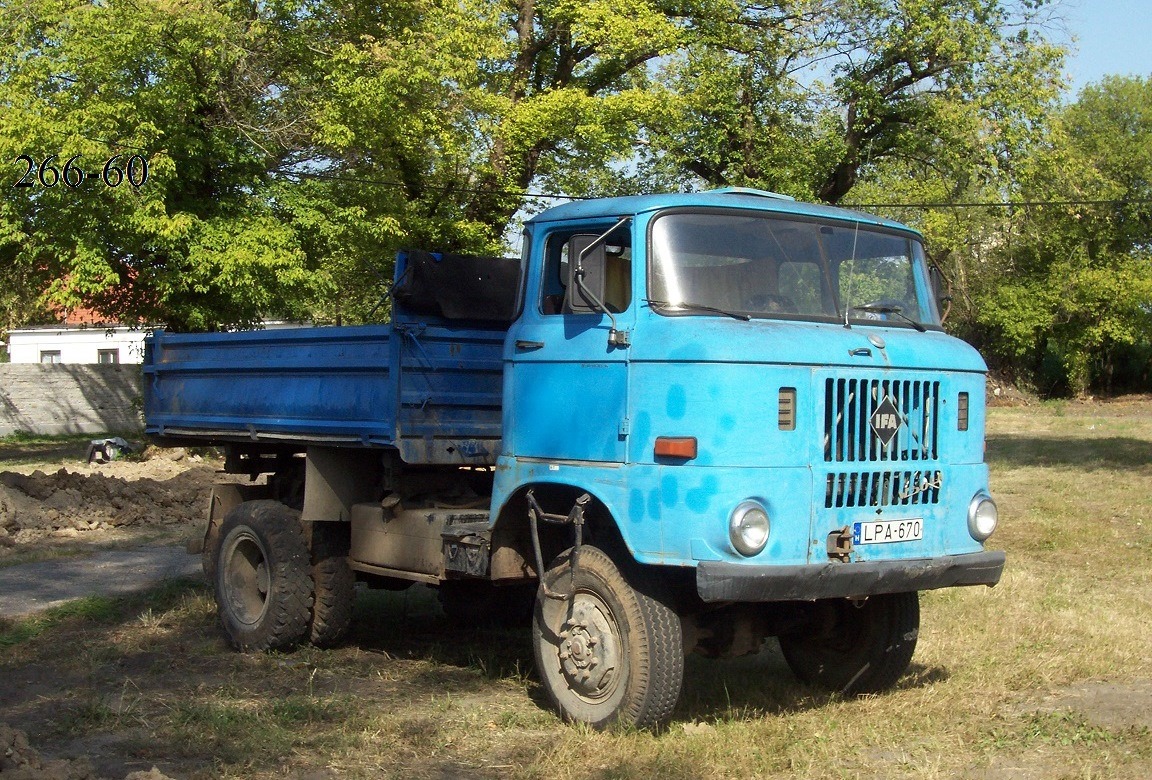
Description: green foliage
xmin=978 ymin=77 xmax=1152 ymax=395
xmin=0 ymin=0 xmax=320 ymax=329
xmin=631 ymin=1 xmax=1063 ymax=205
xmin=9 ymin=0 xmax=1140 ymax=401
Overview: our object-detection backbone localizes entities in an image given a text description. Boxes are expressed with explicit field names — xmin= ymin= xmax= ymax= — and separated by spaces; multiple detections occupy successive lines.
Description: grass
xmin=2 ymin=400 xmax=1152 ymax=778
xmin=0 ymin=432 xmax=96 ymax=466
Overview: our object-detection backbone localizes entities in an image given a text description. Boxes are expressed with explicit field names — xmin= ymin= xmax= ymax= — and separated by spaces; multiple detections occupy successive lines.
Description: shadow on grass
xmin=0 ymin=438 xmax=92 ymax=465
xmin=986 ymin=435 xmax=1152 ymax=470
xmin=349 ymin=586 xmax=952 ymax=727
xmin=2 ymin=578 xmax=956 ymax=780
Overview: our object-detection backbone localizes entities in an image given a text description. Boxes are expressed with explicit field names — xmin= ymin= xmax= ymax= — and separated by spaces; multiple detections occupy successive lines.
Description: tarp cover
xmin=394 ymin=250 xmax=522 ymax=322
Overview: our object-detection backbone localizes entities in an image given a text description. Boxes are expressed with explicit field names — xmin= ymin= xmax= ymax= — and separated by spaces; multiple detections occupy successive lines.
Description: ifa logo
xmin=869 ymin=396 xmax=905 ymax=446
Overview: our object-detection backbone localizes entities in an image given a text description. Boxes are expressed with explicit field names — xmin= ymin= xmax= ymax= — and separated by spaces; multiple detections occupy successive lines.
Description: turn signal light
xmin=654 ymin=436 xmax=697 ymax=459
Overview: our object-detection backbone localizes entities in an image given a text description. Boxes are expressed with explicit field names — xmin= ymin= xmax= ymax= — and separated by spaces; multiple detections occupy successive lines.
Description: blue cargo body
xmin=143 ymin=319 xmax=508 ymax=465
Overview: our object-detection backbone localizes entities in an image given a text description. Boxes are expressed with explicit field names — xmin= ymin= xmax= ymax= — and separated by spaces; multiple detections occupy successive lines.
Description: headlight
xmin=729 ymin=500 xmax=770 ymax=557
xmin=967 ymin=493 xmax=998 ymax=541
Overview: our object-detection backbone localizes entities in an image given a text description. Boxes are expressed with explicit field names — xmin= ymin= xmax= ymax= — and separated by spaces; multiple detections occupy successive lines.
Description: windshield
xmin=648 ymin=211 xmax=939 ymax=327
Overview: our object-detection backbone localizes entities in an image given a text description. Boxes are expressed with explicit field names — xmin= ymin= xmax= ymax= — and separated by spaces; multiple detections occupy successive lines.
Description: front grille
xmin=825 ymin=469 xmax=943 ymax=509
xmin=824 ymin=377 xmax=940 ymax=463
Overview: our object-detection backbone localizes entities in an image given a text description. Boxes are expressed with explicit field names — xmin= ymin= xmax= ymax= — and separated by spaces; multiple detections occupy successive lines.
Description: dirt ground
xmin=0 ymin=440 xmax=224 ymax=779
xmin=1 ymin=401 xmax=1151 ymax=779
xmin=0 ymin=442 xmax=242 ymax=563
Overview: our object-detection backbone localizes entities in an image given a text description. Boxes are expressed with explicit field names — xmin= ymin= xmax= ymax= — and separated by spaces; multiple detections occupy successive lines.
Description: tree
xmin=0 ymin=0 xmax=1069 ymax=332
xmin=0 ymin=0 xmax=327 ymax=330
xmin=982 ymin=76 xmax=1152 ymax=395
xmin=634 ymin=0 xmax=1063 ymax=205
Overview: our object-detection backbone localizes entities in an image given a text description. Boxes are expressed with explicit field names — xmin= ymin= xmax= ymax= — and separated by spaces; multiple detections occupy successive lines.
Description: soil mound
xmin=0 ymin=723 xmax=176 ymax=780
xmin=0 ymin=449 xmax=233 ymax=548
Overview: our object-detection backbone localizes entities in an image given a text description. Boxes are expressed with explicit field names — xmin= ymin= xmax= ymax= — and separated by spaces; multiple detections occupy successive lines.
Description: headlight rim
xmin=967 ymin=492 xmax=998 ymax=542
xmin=729 ymin=499 xmax=770 ymax=557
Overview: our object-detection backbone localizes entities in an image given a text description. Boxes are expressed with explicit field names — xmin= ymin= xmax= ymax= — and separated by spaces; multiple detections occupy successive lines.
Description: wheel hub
xmin=224 ymin=534 xmax=271 ymax=626
xmin=557 ymin=597 xmax=620 ymax=700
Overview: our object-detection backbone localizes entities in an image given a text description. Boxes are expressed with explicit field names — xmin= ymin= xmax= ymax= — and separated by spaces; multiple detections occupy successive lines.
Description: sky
xmin=1063 ymin=0 xmax=1152 ymax=96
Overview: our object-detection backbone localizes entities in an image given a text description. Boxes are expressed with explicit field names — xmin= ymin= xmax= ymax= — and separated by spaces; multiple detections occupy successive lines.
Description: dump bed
xmin=143 ymin=321 xmax=507 ymax=465
xmin=143 ymin=250 xmax=523 ymax=466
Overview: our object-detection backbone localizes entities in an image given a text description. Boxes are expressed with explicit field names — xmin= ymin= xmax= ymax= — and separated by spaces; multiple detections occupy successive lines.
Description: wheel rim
xmin=223 ymin=531 xmax=272 ymax=627
xmin=555 ymin=590 xmax=623 ymax=704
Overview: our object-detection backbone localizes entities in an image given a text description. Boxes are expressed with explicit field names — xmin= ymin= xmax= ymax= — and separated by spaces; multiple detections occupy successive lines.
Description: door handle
xmin=516 ymin=340 xmax=545 ymax=350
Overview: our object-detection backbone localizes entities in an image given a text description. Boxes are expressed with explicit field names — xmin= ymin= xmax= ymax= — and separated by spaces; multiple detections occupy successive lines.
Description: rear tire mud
xmin=214 ymin=501 xmax=313 ymax=652
xmin=308 ymin=521 xmax=355 ymax=647
xmin=778 ymin=591 xmax=919 ymax=695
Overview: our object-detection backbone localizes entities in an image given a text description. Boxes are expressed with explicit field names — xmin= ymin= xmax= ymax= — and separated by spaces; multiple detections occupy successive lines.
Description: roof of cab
xmin=526 ymin=187 xmax=917 ymax=234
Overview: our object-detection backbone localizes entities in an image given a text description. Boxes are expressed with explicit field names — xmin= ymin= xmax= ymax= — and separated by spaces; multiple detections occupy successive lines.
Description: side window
xmin=540 ymin=230 xmax=632 ymax=315
xmin=540 ymin=235 xmax=568 ymax=315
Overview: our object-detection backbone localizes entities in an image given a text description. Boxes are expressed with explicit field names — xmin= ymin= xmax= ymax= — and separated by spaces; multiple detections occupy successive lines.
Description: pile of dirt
xmin=0 ymin=449 xmax=237 ymax=548
xmin=986 ymin=375 xmax=1036 ymax=407
xmin=0 ymin=723 xmax=174 ymax=780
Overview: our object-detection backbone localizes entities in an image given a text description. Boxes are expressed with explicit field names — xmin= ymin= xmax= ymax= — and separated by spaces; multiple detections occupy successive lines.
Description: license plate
xmin=852 ymin=518 xmax=923 ymax=545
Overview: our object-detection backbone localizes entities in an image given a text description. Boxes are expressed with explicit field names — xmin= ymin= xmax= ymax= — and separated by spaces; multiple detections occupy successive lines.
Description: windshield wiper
xmin=848 ymin=303 xmax=927 ymax=332
xmin=646 ymin=299 xmax=751 ymax=322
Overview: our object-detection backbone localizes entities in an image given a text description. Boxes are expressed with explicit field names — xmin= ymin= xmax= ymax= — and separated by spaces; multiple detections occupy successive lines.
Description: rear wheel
xmin=214 ymin=501 xmax=313 ymax=652
xmin=778 ymin=591 xmax=919 ymax=695
xmin=532 ymin=546 xmax=683 ymax=729
xmin=308 ymin=521 xmax=355 ymax=647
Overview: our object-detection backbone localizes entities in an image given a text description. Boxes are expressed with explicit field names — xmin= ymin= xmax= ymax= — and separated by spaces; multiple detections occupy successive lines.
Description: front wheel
xmin=532 ymin=546 xmax=683 ymax=729
xmin=778 ymin=591 xmax=919 ymax=695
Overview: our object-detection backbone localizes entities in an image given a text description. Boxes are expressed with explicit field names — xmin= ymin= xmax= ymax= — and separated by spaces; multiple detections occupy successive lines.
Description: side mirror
xmin=928 ymin=264 xmax=953 ymax=322
xmin=565 ymin=235 xmax=608 ymax=314
xmin=928 ymin=264 xmax=942 ymax=301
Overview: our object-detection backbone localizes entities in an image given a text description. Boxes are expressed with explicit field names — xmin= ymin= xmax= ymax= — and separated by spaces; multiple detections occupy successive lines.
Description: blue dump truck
xmin=144 ymin=188 xmax=1004 ymax=728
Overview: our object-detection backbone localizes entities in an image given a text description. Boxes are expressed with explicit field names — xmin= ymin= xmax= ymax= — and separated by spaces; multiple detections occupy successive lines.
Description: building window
xmin=97 ymin=349 xmax=119 ymax=365
xmin=40 ymin=351 xmax=61 ymax=364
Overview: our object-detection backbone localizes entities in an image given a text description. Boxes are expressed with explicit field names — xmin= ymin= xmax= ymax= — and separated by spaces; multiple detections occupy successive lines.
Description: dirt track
xmin=0 ymin=443 xmax=217 ymax=779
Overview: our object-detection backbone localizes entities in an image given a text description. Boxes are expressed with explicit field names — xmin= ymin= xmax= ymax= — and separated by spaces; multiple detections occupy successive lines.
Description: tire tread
xmin=308 ymin=522 xmax=354 ymax=647
xmin=533 ymin=545 xmax=684 ymax=729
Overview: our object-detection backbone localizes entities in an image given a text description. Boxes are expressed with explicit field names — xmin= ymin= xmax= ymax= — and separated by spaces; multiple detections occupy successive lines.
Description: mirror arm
xmin=574 ymin=216 xmax=632 ymax=347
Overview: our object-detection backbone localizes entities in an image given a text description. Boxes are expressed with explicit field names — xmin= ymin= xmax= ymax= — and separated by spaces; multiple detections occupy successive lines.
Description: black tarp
xmin=393 ymin=250 xmax=523 ymax=323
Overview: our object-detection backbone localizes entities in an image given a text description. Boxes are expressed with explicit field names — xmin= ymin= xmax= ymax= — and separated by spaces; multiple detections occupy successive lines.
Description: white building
xmin=5 ymin=325 xmax=148 ymax=364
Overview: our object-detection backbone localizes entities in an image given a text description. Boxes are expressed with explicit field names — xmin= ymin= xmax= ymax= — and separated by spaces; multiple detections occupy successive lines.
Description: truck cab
xmin=499 ymin=190 xmax=1000 ymax=579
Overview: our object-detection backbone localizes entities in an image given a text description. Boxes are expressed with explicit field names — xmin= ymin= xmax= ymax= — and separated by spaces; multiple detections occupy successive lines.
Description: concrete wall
xmin=0 ymin=364 xmax=143 ymax=436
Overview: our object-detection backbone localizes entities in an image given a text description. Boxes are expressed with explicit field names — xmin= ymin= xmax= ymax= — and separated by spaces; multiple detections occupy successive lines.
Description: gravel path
xmin=0 ymin=546 xmax=202 ymax=618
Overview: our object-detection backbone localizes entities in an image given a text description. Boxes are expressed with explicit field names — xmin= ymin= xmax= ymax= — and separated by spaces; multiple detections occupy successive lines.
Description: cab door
xmin=504 ymin=223 xmax=634 ymax=463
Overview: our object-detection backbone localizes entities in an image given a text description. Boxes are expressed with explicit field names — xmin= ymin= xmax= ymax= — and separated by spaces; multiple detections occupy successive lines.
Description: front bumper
xmin=696 ymin=550 xmax=1005 ymax=603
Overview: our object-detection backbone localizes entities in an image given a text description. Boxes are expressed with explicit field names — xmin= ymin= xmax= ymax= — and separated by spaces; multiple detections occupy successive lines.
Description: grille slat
xmin=824 ymin=377 xmax=940 ymax=463
xmin=825 ymin=469 xmax=943 ymax=509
